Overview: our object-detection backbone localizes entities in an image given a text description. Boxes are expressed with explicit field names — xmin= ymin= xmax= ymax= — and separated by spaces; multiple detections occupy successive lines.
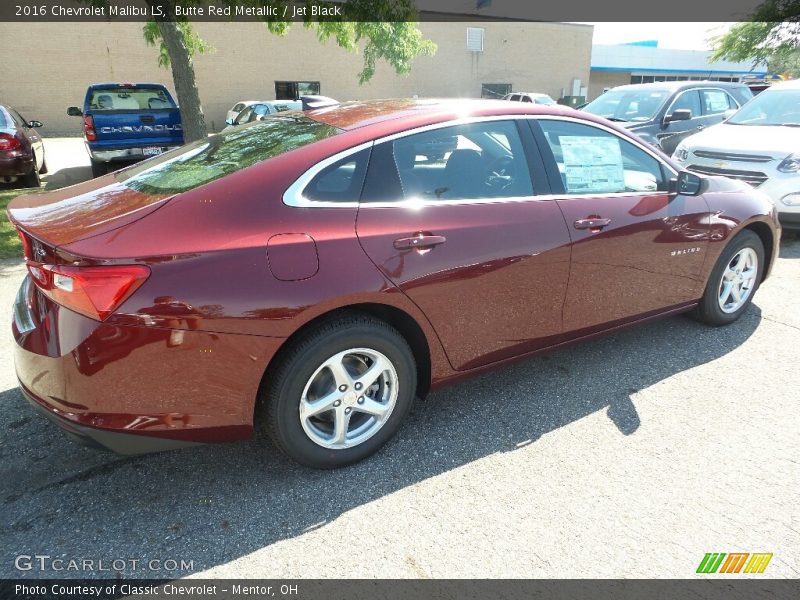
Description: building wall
xmin=0 ymin=21 xmax=592 ymax=135
xmin=588 ymin=71 xmax=631 ymax=100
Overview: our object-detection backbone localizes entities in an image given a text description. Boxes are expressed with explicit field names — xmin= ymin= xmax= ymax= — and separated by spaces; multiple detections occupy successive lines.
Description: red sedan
xmin=8 ymin=100 xmax=780 ymax=468
xmin=0 ymin=105 xmax=46 ymax=187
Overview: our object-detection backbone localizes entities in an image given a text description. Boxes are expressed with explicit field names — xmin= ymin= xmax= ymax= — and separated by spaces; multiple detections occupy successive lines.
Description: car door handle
xmin=574 ymin=218 xmax=611 ymax=231
xmin=696 ymin=125 xmax=705 ymax=131
xmin=393 ymin=234 xmax=447 ymax=250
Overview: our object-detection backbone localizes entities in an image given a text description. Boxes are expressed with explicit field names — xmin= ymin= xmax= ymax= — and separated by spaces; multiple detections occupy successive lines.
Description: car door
xmin=658 ymin=89 xmax=703 ymax=154
xmin=10 ymin=108 xmax=43 ymax=171
xmin=532 ymin=117 xmax=710 ymax=334
xmin=355 ymin=119 xmax=572 ymax=371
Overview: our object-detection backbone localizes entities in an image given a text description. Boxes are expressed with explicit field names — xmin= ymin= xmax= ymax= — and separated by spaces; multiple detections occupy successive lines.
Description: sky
xmin=581 ymin=23 xmax=735 ymax=51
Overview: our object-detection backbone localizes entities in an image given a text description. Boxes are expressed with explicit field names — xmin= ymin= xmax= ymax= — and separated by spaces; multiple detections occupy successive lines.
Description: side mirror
xmin=27 ymin=120 xmax=43 ymax=128
xmin=676 ymin=171 xmax=703 ymax=196
xmin=67 ymin=106 xmax=82 ymax=117
xmin=665 ymin=108 xmax=692 ymax=124
xmin=225 ymin=118 xmax=234 ymax=125
xmin=723 ymin=108 xmax=737 ymax=121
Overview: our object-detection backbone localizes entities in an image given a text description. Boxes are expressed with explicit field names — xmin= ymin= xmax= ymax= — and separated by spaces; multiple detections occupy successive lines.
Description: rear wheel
xmin=90 ymin=160 xmax=107 ymax=178
xmin=20 ymin=165 xmax=41 ymax=188
xmin=260 ymin=314 xmax=417 ymax=468
xmin=693 ymin=230 xmax=764 ymax=326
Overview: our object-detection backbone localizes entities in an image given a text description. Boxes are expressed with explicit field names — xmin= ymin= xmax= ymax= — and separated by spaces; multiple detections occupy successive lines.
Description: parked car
xmin=67 ymin=83 xmax=184 ymax=177
xmin=225 ymin=100 xmax=259 ymax=125
xmin=582 ymin=81 xmax=753 ymax=155
xmin=673 ymin=80 xmax=800 ymax=231
xmin=224 ymin=100 xmax=303 ymax=129
xmin=9 ymin=100 xmax=779 ymax=468
xmin=503 ymin=92 xmax=557 ymax=105
xmin=0 ymin=105 xmax=46 ymax=188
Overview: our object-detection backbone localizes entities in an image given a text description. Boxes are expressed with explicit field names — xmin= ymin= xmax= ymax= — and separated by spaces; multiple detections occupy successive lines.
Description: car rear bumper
xmin=87 ymin=144 xmax=181 ymax=163
xmin=0 ymin=154 xmax=33 ymax=177
xmin=20 ymin=383 xmax=200 ymax=454
xmin=13 ymin=276 xmax=283 ymax=455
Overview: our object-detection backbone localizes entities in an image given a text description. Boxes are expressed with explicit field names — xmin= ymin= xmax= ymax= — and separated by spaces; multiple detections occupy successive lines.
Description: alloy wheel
xmin=718 ymin=247 xmax=758 ymax=314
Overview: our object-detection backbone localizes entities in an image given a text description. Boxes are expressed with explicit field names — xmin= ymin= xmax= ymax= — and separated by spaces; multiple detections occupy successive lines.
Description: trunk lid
xmin=7 ymin=176 xmax=172 ymax=253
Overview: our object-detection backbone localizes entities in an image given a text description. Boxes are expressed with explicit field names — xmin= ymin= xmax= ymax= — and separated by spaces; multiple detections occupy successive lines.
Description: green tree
xmin=89 ymin=1 xmax=436 ymax=142
xmin=710 ymin=2 xmax=800 ymax=76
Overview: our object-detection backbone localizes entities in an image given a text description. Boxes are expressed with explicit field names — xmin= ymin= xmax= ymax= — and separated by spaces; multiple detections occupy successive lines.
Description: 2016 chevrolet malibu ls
xmin=9 ymin=99 xmax=780 ymax=468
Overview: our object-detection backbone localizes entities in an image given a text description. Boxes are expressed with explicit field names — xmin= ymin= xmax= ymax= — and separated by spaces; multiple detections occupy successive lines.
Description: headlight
xmin=674 ymin=146 xmax=689 ymax=162
xmin=777 ymin=153 xmax=800 ymax=173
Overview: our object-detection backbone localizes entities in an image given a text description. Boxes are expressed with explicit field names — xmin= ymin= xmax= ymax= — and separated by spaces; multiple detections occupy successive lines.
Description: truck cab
xmin=67 ymin=83 xmax=184 ymax=177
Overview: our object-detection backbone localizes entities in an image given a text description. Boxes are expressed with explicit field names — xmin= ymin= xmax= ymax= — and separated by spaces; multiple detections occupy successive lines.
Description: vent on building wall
xmin=467 ymin=27 xmax=484 ymax=52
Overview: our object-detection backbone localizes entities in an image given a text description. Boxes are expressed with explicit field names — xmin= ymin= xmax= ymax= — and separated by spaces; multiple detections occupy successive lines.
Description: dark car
xmin=0 ymin=105 xmax=46 ymax=188
xmin=582 ymin=81 xmax=753 ymax=155
xmin=9 ymin=99 xmax=779 ymax=468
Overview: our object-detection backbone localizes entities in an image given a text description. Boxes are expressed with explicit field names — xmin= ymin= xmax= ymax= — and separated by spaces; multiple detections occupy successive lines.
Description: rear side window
xmin=362 ymin=120 xmax=533 ymax=202
xmin=89 ymin=87 xmax=176 ymax=111
xmin=538 ymin=120 xmax=667 ymax=194
xmin=701 ymin=90 xmax=733 ymax=115
xmin=118 ymin=115 xmax=340 ymax=194
xmin=303 ymin=149 xmax=370 ymax=203
xmin=0 ymin=109 xmax=8 ymax=128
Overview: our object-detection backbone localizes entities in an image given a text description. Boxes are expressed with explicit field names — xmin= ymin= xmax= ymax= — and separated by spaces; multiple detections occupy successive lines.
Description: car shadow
xmin=778 ymin=233 xmax=800 ymax=258
xmin=43 ymin=165 xmax=93 ymax=189
xmin=0 ymin=304 xmax=762 ymax=578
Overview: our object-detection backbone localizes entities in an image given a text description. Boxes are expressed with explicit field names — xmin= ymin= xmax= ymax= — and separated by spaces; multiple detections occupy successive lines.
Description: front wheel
xmin=260 ymin=314 xmax=417 ymax=468
xmin=693 ymin=230 xmax=764 ymax=326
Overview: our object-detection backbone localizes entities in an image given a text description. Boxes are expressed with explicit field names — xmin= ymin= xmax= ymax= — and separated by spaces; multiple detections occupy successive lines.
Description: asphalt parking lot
xmin=0 ymin=139 xmax=798 ymax=580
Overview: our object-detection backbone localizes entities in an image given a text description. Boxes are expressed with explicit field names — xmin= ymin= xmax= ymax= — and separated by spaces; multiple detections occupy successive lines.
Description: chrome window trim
xmin=664 ymin=87 xmax=740 ymax=119
xmin=282 ymin=141 xmax=373 ymax=208
xmin=283 ymin=114 xmax=678 ymax=209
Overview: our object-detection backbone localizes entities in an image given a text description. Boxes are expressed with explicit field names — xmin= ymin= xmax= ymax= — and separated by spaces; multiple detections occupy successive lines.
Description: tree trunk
xmin=156 ymin=20 xmax=208 ymax=143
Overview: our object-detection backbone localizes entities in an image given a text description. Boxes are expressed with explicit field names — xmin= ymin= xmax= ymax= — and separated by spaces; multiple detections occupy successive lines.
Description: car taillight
xmin=26 ymin=262 xmax=150 ymax=321
xmin=83 ymin=115 xmax=96 ymax=141
xmin=0 ymin=132 xmax=22 ymax=151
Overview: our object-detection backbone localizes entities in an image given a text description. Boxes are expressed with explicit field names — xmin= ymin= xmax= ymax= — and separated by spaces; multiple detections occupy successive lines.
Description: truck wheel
xmin=90 ymin=161 xmax=107 ymax=178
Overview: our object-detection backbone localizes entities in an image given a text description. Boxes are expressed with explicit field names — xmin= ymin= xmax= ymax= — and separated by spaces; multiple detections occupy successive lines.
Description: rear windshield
xmin=118 ymin=115 xmax=341 ymax=194
xmin=89 ymin=87 xmax=176 ymax=111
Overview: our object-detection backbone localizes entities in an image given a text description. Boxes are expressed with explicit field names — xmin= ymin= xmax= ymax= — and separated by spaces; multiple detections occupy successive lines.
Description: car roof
xmin=607 ymin=81 xmax=748 ymax=93
xmin=305 ymin=98 xmax=575 ymax=133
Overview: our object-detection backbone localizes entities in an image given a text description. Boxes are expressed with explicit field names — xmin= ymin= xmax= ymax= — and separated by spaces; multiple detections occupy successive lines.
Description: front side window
xmin=362 ymin=120 xmax=533 ymax=203
xmin=118 ymin=115 xmax=340 ymax=194
xmin=538 ymin=120 xmax=667 ymax=194
xmin=583 ymin=88 xmax=670 ymax=122
xmin=669 ymin=90 xmax=702 ymax=117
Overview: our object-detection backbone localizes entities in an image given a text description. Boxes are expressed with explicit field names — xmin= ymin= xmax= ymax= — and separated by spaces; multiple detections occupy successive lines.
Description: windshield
xmin=727 ymin=88 xmax=800 ymax=126
xmin=583 ymin=88 xmax=671 ymax=122
xmin=89 ymin=87 xmax=176 ymax=110
xmin=118 ymin=115 xmax=341 ymax=194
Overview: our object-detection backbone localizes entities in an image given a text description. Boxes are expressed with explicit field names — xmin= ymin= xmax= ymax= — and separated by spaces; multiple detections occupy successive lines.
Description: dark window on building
xmin=481 ymin=83 xmax=512 ymax=99
xmin=275 ymin=81 xmax=321 ymax=100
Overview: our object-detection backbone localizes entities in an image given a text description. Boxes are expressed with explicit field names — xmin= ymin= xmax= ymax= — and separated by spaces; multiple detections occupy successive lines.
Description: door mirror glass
xmin=225 ymin=118 xmax=234 ymax=125
xmin=27 ymin=120 xmax=43 ymax=128
xmin=666 ymin=109 xmax=692 ymax=123
xmin=677 ymin=171 xmax=702 ymax=195
xmin=67 ymin=106 xmax=82 ymax=117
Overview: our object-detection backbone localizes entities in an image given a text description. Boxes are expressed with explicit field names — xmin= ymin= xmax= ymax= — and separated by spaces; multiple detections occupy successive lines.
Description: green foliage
xmin=711 ymin=2 xmax=800 ymax=67
xmin=143 ymin=20 xmax=214 ymax=68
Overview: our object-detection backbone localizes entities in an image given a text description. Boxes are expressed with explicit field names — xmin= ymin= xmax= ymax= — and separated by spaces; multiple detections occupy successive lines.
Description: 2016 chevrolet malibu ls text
xmin=8 ymin=99 xmax=780 ymax=468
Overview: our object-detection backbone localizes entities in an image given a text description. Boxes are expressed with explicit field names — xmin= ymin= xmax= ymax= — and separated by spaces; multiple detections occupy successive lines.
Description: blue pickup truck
xmin=67 ymin=83 xmax=184 ymax=177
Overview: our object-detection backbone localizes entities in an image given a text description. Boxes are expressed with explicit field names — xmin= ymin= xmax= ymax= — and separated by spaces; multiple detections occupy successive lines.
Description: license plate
xmin=142 ymin=146 xmax=164 ymax=156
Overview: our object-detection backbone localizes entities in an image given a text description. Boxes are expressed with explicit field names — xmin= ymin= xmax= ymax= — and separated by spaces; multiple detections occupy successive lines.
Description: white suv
xmin=673 ymin=80 xmax=800 ymax=231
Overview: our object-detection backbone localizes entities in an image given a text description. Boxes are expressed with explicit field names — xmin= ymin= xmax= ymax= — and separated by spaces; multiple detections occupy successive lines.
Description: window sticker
xmin=560 ymin=136 xmax=625 ymax=193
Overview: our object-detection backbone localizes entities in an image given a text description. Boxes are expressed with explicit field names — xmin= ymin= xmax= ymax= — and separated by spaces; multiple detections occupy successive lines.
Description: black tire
xmin=20 ymin=166 xmax=41 ymax=188
xmin=692 ymin=229 xmax=764 ymax=326
xmin=260 ymin=313 xmax=417 ymax=469
xmin=90 ymin=160 xmax=107 ymax=178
